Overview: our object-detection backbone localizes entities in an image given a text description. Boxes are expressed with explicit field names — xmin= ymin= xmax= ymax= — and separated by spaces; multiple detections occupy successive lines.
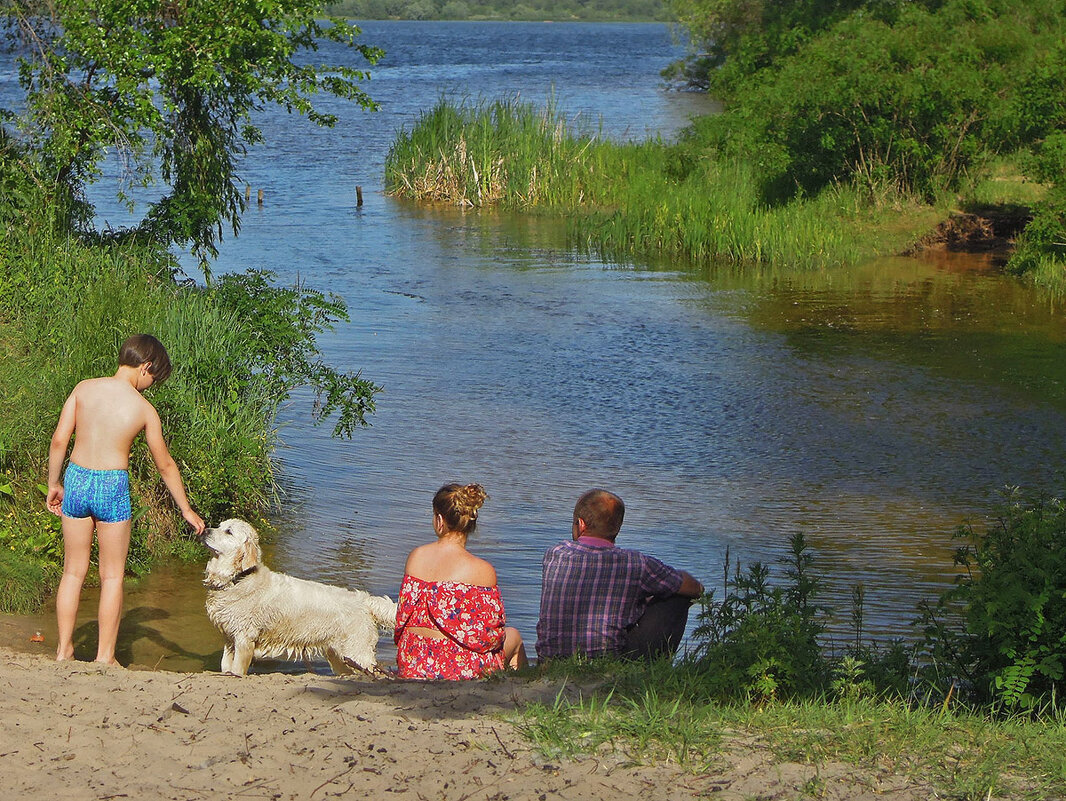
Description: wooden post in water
xmin=356 ymin=185 xmax=363 ymax=207
xmin=257 ymin=189 xmax=264 ymax=206
xmin=245 ymin=185 xmax=251 ymax=203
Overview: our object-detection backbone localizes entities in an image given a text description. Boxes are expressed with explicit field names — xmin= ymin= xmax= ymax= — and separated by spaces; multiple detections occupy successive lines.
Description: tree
xmin=666 ymin=0 xmax=942 ymax=96
xmin=2 ymin=1 xmax=383 ymax=270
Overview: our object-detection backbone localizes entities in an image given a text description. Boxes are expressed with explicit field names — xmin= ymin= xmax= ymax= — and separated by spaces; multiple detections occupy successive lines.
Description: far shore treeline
xmin=325 ymin=0 xmax=668 ymax=21
xmin=2 ymin=0 xmax=1066 ymax=745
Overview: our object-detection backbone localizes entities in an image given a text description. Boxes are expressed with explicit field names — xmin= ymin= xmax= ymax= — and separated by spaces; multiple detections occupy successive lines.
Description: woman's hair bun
xmin=433 ymin=482 xmax=489 ymax=535
xmin=455 ymin=483 xmax=488 ymax=517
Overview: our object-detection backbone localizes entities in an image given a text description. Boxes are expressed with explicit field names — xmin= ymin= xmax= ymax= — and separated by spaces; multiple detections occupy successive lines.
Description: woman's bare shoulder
xmin=461 ymin=552 xmax=498 ymax=587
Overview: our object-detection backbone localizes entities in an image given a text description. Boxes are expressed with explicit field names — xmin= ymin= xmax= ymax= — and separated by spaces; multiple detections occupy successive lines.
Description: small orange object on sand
xmin=30 ymin=632 xmax=44 ymax=643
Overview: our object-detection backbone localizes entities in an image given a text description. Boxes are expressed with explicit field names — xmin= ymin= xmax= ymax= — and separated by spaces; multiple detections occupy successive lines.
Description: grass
xmin=965 ymin=158 xmax=1050 ymax=208
xmin=386 ymin=97 xmax=954 ymax=271
xmin=387 ymin=97 xmax=1066 ymax=294
xmin=0 ymin=547 xmax=52 ymax=614
xmin=512 ymin=657 xmax=1066 ymax=799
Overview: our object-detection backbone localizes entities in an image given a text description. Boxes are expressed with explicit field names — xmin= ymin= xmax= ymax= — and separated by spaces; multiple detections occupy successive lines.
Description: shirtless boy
xmin=46 ymin=334 xmax=206 ymax=665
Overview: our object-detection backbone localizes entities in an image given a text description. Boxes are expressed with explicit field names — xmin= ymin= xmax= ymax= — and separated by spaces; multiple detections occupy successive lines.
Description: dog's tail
xmin=367 ymin=594 xmax=398 ymax=631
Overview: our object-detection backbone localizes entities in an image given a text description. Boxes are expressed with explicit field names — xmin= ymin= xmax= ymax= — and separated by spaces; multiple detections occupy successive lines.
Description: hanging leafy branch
xmin=2 ymin=1 xmax=382 ymax=268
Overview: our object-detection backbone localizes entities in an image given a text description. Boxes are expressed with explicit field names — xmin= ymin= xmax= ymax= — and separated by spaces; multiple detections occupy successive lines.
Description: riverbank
xmin=0 ymin=641 xmax=938 ymax=801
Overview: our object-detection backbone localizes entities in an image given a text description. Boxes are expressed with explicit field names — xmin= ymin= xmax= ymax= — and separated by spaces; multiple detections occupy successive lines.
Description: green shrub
xmin=672 ymin=0 xmax=1066 ymax=210
xmin=687 ymin=533 xmax=832 ymax=701
xmin=943 ymin=490 xmax=1066 ymax=710
xmin=1007 ymin=187 xmax=1066 ymax=279
xmin=0 ymin=181 xmax=379 ymax=609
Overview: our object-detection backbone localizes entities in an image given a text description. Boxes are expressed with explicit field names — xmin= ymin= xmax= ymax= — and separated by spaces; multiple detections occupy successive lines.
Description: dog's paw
xmin=341 ymin=656 xmax=393 ymax=679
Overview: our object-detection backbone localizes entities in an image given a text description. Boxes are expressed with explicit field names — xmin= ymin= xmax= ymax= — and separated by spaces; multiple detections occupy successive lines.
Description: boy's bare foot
xmin=56 ymin=648 xmax=75 ymax=662
xmin=94 ymin=658 xmax=123 ymax=668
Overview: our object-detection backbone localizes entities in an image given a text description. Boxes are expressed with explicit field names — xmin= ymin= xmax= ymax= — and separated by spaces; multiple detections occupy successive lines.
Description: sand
xmin=0 ymin=625 xmax=942 ymax=801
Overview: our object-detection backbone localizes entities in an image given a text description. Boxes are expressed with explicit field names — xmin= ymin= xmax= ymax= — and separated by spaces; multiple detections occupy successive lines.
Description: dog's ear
xmin=235 ymin=538 xmax=261 ymax=573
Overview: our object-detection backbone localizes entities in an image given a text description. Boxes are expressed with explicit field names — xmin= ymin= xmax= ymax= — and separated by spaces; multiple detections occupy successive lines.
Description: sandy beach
xmin=0 ymin=617 xmax=938 ymax=801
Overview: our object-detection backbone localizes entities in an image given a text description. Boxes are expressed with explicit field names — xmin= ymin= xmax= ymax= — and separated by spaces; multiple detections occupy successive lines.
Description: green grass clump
xmin=0 ymin=547 xmax=52 ymax=614
xmin=385 ymin=97 xmax=948 ymax=270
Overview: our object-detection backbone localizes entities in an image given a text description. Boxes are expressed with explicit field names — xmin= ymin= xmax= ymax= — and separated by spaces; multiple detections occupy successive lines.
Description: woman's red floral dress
xmin=394 ymin=574 xmax=507 ymax=680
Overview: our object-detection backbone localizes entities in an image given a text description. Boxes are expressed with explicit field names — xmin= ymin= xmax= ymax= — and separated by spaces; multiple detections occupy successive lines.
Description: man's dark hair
xmin=574 ymin=489 xmax=625 ymax=539
xmin=118 ymin=334 xmax=172 ymax=383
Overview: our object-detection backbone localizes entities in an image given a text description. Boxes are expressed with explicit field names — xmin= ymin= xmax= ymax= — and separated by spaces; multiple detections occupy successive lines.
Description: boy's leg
xmin=94 ymin=520 xmax=132 ymax=666
xmin=55 ymin=516 xmax=96 ymax=661
xmin=622 ymin=595 xmax=693 ymax=661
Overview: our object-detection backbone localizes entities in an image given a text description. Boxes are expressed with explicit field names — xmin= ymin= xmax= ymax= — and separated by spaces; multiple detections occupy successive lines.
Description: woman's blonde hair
xmin=433 ymin=483 xmax=488 ymax=536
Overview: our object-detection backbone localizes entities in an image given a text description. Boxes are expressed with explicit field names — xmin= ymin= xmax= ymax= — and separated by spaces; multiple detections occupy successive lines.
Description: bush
xmin=942 ymin=490 xmax=1066 ymax=710
xmin=1007 ymin=187 xmax=1066 ymax=278
xmin=687 ymin=533 xmax=832 ymax=701
xmin=0 ymin=184 xmax=379 ymax=609
xmin=674 ymin=0 xmax=1066 ymax=209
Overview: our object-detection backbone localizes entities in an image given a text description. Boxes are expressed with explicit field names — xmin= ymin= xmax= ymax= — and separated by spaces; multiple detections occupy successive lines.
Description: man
xmin=535 ymin=488 xmax=704 ymax=661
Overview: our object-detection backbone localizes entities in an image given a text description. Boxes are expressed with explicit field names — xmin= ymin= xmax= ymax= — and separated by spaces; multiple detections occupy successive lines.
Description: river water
xmin=5 ymin=22 xmax=1066 ymax=671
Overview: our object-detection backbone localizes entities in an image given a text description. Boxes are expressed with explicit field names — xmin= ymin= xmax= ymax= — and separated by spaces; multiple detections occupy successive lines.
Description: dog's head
xmin=202 ymin=518 xmax=262 ymax=589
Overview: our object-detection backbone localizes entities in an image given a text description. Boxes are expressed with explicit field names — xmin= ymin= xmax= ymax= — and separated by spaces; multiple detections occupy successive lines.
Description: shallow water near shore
xmin=4 ymin=22 xmax=1066 ymax=671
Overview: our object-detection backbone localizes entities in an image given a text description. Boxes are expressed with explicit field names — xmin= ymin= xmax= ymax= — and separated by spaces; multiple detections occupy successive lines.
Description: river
xmin=5 ymin=22 xmax=1066 ymax=671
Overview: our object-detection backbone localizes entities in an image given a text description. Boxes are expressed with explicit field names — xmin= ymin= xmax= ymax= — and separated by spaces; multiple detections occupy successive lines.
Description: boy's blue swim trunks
xmin=60 ymin=463 xmax=132 ymax=523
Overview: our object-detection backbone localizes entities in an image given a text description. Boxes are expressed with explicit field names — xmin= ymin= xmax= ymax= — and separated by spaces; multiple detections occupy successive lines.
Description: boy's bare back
xmin=63 ymin=376 xmax=158 ymax=471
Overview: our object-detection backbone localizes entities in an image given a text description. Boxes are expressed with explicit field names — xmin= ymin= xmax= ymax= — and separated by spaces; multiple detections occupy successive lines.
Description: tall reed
xmin=385 ymin=97 xmax=923 ymax=269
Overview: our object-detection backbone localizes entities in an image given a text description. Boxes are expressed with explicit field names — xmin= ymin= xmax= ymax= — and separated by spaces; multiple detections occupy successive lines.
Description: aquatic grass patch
xmin=386 ymin=97 xmax=927 ymax=270
xmin=385 ymin=96 xmax=607 ymax=208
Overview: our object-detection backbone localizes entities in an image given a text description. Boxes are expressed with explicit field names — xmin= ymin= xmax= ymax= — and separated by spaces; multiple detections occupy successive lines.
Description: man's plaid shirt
xmin=535 ymin=537 xmax=683 ymax=659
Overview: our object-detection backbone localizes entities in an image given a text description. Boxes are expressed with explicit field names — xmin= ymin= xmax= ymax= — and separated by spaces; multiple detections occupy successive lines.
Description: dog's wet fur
xmin=202 ymin=519 xmax=396 ymax=676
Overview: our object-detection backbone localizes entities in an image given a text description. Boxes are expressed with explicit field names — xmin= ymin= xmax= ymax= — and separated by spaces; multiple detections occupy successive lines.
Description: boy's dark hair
xmin=119 ymin=334 xmax=172 ymax=383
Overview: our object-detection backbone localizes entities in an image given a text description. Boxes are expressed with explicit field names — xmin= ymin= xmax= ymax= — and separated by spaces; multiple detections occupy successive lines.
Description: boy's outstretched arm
xmin=46 ymin=393 xmax=78 ymax=516
xmin=144 ymin=407 xmax=206 ymax=535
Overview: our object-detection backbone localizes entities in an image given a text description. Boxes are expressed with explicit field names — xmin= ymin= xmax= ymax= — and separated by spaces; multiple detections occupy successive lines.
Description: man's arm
xmin=677 ymin=571 xmax=704 ymax=598
xmin=143 ymin=405 xmax=206 ymax=534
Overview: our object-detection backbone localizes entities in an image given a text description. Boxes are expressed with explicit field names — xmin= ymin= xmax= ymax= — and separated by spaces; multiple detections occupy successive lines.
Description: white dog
xmin=201 ymin=518 xmax=396 ymax=677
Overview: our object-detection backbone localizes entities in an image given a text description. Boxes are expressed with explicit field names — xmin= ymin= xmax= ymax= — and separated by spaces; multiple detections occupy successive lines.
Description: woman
xmin=395 ymin=484 xmax=527 ymax=679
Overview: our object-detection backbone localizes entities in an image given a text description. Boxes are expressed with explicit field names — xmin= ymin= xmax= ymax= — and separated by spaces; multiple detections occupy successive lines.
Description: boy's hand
xmin=183 ymin=509 xmax=206 ymax=536
xmin=46 ymin=485 xmax=64 ymax=517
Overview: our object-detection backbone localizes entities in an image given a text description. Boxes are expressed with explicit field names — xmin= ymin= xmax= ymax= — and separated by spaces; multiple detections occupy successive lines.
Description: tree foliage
xmin=666 ymin=0 xmax=888 ymax=95
xmin=2 ymin=1 xmax=382 ymax=267
xmin=673 ymin=0 xmax=1066 ymax=230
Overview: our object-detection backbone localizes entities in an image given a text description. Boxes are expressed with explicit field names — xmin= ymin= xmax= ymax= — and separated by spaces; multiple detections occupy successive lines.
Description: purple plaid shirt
xmin=535 ymin=537 xmax=684 ymax=659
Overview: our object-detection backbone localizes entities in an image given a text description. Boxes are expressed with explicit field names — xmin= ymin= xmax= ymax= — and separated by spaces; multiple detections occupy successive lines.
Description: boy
xmin=46 ymin=334 xmax=206 ymax=665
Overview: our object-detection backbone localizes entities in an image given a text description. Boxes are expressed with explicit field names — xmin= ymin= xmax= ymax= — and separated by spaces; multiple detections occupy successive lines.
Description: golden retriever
xmin=201 ymin=519 xmax=396 ymax=676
